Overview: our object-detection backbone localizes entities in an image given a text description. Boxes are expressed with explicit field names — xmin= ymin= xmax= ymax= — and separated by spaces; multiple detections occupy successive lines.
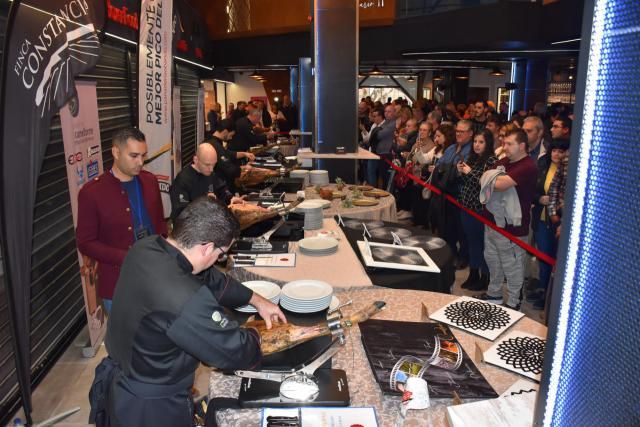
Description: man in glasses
xmin=90 ymin=196 xmax=286 ymax=426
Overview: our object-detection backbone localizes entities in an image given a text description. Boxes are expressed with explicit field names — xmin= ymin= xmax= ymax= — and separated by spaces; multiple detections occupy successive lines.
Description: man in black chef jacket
xmin=89 ymin=197 xmax=287 ymax=427
xmin=169 ymin=142 xmax=245 ymax=222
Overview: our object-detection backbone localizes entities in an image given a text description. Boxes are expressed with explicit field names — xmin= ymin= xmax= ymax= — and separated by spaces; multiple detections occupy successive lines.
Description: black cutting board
xmin=359 ymin=319 xmax=497 ymax=399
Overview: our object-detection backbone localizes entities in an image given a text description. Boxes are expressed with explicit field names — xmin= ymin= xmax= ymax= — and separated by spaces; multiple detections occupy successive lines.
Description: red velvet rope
xmin=384 ymin=158 xmax=556 ymax=267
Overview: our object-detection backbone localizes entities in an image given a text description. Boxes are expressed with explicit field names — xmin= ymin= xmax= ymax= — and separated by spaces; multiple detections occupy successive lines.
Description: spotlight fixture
xmin=489 ymin=67 xmax=505 ymax=77
xmin=369 ymin=65 xmax=384 ymax=75
xmin=249 ymin=70 xmax=264 ymax=79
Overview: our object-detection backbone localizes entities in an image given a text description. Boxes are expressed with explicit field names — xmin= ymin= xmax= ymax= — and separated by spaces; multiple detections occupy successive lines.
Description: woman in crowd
xmin=456 ymin=129 xmax=497 ymax=290
xmin=426 ymin=124 xmax=456 ymax=235
xmin=395 ymin=122 xmax=434 ymax=221
xmin=410 ymin=123 xmax=453 ymax=227
xmin=527 ymin=138 xmax=570 ymax=309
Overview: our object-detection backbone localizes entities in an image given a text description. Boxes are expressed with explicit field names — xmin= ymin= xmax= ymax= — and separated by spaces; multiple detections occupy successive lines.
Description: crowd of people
xmin=358 ymin=96 xmax=573 ymax=311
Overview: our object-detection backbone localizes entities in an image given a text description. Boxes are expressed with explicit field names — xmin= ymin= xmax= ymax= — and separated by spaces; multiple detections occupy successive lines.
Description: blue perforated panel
xmin=541 ymin=0 xmax=640 ymax=425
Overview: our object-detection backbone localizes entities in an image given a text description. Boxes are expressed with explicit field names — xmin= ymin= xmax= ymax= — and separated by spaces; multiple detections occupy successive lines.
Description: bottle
xmin=243 ymin=301 xmax=386 ymax=355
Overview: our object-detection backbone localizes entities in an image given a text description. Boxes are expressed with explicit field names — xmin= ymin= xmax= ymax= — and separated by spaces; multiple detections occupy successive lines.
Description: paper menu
xmin=255 ymin=253 xmax=296 ymax=267
xmin=233 ymin=253 xmax=296 ymax=268
xmin=261 ymin=407 xmax=379 ymax=427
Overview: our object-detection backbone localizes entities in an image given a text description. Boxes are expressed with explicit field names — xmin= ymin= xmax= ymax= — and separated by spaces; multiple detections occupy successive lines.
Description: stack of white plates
xmin=309 ymin=170 xmax=329 ymax=185
xmin=296 ymin=199 xmax=331 ymax=210
xmin=302 ymin=207 xmax=324 ymax=230
xmin=290 ymin=169 xmax=310 ymax=187
xmin=236 ymin=281 xmax=281 ymax=313
xmin=281 ymin=280 xmax=334 ymax=313
xmin=298 ymin=236 xmax=339 ymax=256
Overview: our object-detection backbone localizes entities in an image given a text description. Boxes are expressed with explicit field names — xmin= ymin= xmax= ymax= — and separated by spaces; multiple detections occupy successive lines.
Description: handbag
xmin=394 ymin=160 xmax=413 ymax=189
xmin=421 ymin=168 xmax=434 ymax=199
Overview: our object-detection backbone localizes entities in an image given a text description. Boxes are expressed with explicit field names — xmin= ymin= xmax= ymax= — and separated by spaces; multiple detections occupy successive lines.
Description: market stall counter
xmin=228 ymin=218 xmax=454 ymax=294
xmin=208 ymin=287 xmax=547 ymax=426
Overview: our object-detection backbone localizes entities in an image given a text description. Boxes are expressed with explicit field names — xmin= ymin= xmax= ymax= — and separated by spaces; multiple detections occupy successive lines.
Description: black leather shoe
xmin=526 ymin=289 xmax=545 ymax=302
xmin=461 ymin=269 xmax=479 ymax=289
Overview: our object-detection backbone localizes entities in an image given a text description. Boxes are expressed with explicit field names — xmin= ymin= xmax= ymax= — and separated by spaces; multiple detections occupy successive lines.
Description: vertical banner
xmin=138 ymin=0 xmax=173 ymax=218
xmin=60 ymin=82 xmax=106 ymax=355
xmin=197 ymin=86 xmax=205 ymax=145
xmin=1 ymin=1 xmax=105 ymax=420
xmin=173 ymin=86 xmax=182 ymax=175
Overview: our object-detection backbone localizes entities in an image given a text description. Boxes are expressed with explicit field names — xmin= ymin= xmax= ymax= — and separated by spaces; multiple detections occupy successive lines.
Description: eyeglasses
xmin=455 ymin=129 xmax=471 ymax=134
xmin=215 ymin=245 xmax=230 ymax=258
xmin=551 ymin=124 xmax=562 ymax=129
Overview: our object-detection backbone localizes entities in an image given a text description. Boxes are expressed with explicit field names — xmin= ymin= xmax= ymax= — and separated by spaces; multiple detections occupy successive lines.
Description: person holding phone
xmin=457 ymin=129 xmax=497 ymax=290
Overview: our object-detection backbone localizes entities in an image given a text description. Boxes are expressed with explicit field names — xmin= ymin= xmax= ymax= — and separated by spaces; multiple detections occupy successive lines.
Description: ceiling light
xmin=551 ymin=38 xmax=581 ymax=45
xmin=249 ymin=70 xmax=263 ymax=79
xmin=407 ymin=75 xmax=415 ymax=82
xmin=404 ymin=49 xmax=579 ymax=56
xmin=433 ymin=74 xmax=443 ymax=81
xmin=489 ymin=67 xmax=505 ymax=76
xmin=369 ymin=65 xmax=384 ymax=75
xmin=455 ymin=75 xmax=469 ymax=80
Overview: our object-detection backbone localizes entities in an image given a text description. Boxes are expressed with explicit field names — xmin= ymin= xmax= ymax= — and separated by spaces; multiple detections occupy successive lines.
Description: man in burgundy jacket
xmin=77 ymin=128 xmax=167 ymax=313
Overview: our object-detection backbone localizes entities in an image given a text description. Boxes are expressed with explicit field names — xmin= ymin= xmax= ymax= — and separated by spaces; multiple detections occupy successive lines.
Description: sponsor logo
xmin=87 ymin=159 xmax=99 ymax=179
xmin=158 ymin=182 xmax=170 ymax=192
xmin=87 ymin=144 xmax=100 ymax=157
xmin=76 ymin=162 xmax=85 ymax=185
xmin=68 ymin=151 xmax=83 ymax=165
xmin=107 ymin=0 xmax=139 ymax=31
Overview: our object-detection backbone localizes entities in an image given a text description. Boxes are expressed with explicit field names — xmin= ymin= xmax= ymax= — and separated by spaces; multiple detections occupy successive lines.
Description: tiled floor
xmin=8 ymin=260 xmax=546 ymax=426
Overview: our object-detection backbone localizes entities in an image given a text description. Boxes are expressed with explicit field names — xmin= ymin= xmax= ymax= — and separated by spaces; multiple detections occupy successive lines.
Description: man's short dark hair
xmin=372 ymin=107 xmax=384 ymax=118
xmin=113 ymin=128 xmax=146 ymax=147
xmin=475 ymin=100 xmax=488 ymax=108
xmin=171 ymin=196 xmax=240 ymax=249
xmin=505 ymin=128 xmax=528 ymax=147
xmin=216 ymin=118 xmax=234 ymax=133
xmin=555 ymin=116 xmax=573 ymax=132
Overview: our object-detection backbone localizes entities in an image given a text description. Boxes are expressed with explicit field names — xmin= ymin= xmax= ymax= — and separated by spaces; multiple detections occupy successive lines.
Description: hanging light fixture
xmin=432 ymin=73 xmax=443 ymax=81
xmin=369 ymin=65 xmax=384 ymax=75
xmin=455 ymin=75 xmax=469 ymax=80
xmin=249 ymin=70 xmax=264 ymax=79
xmin=407 ymin=75 xmax=415 ymax=82
xmin=489 ymin=67 xmax=505 ymax=76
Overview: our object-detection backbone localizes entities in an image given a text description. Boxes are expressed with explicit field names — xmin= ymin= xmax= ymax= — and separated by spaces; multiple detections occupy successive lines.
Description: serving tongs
xmin=235 ymin=334 xmax=346 ymax=401
xmin=250 ymin=217 xmax=287 ymax=251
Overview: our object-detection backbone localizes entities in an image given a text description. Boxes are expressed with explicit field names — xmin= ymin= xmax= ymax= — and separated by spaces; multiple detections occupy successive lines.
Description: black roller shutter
xmin=0 ymin=7 xmax=19 ymax=424
xmin=0 ymin=39 xmax=136 ymax=425
xmin=176 ymin=63 xmax=200 ymax=168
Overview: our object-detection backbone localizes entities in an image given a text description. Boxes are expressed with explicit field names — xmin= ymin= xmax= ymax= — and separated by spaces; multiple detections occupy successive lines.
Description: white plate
xmin=310 ymin=170 xmax=329 ymax=175
xmin=280 ymin=294 xmax=332 ymax=305
xmin=242 ymin=280 xmax=281 ymax=301
xmin=282 ymin=280 xmax=333 ymax=301
xmin=299 ymin=237 xmax=339 ymax=252
xmin=297 ymin=199 xmax=331 ymax=210
xmin=281 ymin=298 xmax=332 ymax=313
xmin=329 ymin=296 xmax=340 ymax=312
